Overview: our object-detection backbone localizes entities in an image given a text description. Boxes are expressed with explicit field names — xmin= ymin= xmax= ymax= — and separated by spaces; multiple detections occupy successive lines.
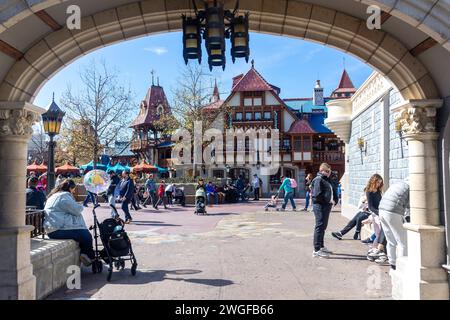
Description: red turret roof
xmin=287 ymin=119 xmax=316 ymax=134
xmin=131 ymin=85 xmax=171 ymax=127
xmin=331 ymin=69 xmax=357 ymax=97
xmin=231 ymin=67 xmax=275 ymax=92
xmin=203 ymin=80 xmax=224 ymax=110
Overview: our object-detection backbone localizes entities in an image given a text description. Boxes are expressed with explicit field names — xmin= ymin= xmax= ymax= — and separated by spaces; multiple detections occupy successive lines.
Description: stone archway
xmin=0 ymin=0 xmax=449 ymax=300
xmin=0 ymin=1 xmax=441 ymax=103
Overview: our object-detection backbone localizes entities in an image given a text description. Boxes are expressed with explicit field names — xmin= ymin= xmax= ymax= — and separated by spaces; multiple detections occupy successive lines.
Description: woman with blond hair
xmin=359 ymin=174 xmax=387 ymax=260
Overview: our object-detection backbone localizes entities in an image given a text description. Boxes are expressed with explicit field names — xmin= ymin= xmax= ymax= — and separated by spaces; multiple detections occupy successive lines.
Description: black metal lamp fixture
xmin=182 ymin=0 xmax=250 ymax=71
xmin=42 ymin=93 xmax=65 ymax=193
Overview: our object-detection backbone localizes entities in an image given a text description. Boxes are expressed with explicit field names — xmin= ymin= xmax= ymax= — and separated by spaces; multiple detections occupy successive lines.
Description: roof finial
xmin=157 ymin=77 xmax=160 ymax=86
xmin=251 ymin=59 xmax=254 ymax=68
xmin=151 ymin=69 xmax=155 ymax=85
xmin=52 ymin=92 xmax=55 ymax=102
xmin=343 ymin=57 xmax=346 ymax=70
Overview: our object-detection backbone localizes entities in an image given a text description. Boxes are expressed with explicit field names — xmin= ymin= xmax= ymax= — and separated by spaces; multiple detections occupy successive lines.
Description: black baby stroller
xmin=90 ymin=204 xmax=138 ymax=282
xmin=194 ymin=188 xmax=207 ymax=215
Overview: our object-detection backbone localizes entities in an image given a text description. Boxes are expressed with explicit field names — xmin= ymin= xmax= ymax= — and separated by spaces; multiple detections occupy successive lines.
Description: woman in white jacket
xmin=44 ymin=179 xmax=94 ymax=266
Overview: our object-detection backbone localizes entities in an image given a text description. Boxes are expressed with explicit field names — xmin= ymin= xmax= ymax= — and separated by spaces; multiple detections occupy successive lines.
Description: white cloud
xmin=144 ymin=47 xmax=169 ymax=55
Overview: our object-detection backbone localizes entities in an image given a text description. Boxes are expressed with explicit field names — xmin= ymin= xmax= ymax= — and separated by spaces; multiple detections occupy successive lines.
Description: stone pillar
xmin=0 ymin=102 xmax=44 ymax=300
xmin=391 ymin=99 xmax=449 ymax=300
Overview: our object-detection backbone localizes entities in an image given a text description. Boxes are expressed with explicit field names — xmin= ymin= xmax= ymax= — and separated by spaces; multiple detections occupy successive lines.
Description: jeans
xmin=121 ymin=199 xmax=132 ymax=221
xmin=166 ymin=191 xmax=173 ymax=205
xmin=48 ymin=229 xmax=95 ymax=259
xmin=340 ymin=211 xmax=370 ymax=235
xmin=254 ymin=187 xmax=260 ymax=200
xmin=305 ymin=191 xmax=311 ymax=209
xmin=143 ymin=190 xmax=156 ymax=207
xmin=155 ymin=196 xmax=167 ymax=209
xmin=313 ymin=203 xmax=333 ymax=251
xmin=379 ymin=210 xmax=407 ymax=266
xmin=282 ymin=192 xmax=296 ymax=210
xmin=207 ymin=192 xmax=219 ymax=205
xmin=108 ymin=194 xmax=119 ymax=218
xmin=83 ymin=192 xmax=97 ymax=206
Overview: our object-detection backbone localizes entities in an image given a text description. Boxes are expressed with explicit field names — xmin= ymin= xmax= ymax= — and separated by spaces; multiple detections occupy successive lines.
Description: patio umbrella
xmin=55 ymin=162 xmax=80 ymax=175
xmin=27 ymin=161 xmax=47 ymax=174
xmin=131 ymin=160 xmax=157 ymax=174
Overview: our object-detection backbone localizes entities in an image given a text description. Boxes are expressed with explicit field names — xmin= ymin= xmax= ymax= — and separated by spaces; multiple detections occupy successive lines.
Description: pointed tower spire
xmin=151 ymin=69 xmax=155 ymax=86
xmin=213 ymin=79 xmax=220 ymax=102
xmin=331 ymin=69 xmax=357 ymax=99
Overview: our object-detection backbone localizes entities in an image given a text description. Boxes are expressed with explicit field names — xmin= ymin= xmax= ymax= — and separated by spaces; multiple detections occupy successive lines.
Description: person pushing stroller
xmin=195 ymin=179 xmax=207 ymax=215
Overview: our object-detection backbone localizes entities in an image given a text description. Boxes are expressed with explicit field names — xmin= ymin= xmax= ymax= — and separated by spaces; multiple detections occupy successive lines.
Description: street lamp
xmin=42 ymin=94 xmax=65 ymax=193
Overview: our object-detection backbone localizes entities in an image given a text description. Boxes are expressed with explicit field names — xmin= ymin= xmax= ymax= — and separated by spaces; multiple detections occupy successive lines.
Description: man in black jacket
xmin=26 ymin=177 xmax=46 ymax=210
xmin=311 ymin=163 xmax=339 ymax=258
xmin=119 ymin=170 xmax=134 ymax=223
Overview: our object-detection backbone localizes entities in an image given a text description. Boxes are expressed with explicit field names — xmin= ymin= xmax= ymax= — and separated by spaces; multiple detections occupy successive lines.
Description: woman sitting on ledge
xmin=44 ymin=179 xmax=94 ymax=266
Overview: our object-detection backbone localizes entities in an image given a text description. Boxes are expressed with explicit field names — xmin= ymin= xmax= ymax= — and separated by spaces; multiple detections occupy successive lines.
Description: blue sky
xmin=34 ymin=32 xmax=373 ymax=110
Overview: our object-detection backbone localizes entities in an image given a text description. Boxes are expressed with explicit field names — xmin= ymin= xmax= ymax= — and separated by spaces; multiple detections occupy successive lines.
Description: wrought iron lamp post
xmin=41 ymin=94 xmax=65 ymax=193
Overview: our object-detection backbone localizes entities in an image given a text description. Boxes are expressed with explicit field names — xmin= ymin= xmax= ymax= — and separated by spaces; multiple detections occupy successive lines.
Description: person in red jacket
xmin=155 ymin=180 xmax=167 ymax=210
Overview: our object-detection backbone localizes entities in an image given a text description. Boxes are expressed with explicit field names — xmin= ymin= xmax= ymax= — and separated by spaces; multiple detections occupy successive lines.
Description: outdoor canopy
xmin=55 ymin=162 xmax=80 ymax=175
xmin=154 ymin=164 xmax=169 ymax=173
xmin=27 ymin=161 xmax=47 ymax=174
xmin=80 ymin=160 xmax=107 ymax=171
xmin=106 ymin=162 xmax=131 ymax=174
xmin=131 ymin=160 xmax=157 ymax=174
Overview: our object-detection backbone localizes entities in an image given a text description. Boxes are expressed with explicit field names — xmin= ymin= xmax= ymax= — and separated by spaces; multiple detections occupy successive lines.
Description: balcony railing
xmin=130 ymin=139 xmax=151 ymax=151
xmin=313 ymin=151 xmax=345 ymax=163
xmin=26 ymin=208 xmax=45 ymax=239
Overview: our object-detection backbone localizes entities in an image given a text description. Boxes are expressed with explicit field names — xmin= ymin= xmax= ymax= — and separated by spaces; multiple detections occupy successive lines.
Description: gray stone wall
xmin=388 ymin=90 xmax=409 ymax=185
xmin=348 ymin=101 xmax=382 ymax=207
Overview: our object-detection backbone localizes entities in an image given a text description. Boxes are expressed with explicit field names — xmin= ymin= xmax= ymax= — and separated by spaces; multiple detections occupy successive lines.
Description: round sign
xmin=83 ymin=169 xmax=110 ymax=194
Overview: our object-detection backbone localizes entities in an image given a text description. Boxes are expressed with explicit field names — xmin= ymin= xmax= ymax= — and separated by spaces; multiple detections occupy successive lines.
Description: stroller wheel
xmin=131 ymin=263 xmax=137 ymax=276
xmin=107 ymin=268 xmax=113 ymax=282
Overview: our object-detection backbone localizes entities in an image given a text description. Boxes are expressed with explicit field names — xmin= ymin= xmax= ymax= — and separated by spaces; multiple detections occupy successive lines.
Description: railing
xmin=313 ymin=151 xmax=345 ymax=163
xmin=26 ymin=208 xmax=45 ymax=239
xmin=130 ymin=139 xmax=151 ymax=151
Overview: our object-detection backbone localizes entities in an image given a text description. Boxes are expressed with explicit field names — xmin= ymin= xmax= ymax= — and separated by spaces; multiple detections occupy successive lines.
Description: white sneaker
xmin=80 ymin=254 xmax=92 ymax=266
xmin=312 ymin=249 xmax=330 ymax=258
xmin=368 ymin=249 xmax=384 ymax=257
xmin=320 ymin=247 xmax=333 ymax=254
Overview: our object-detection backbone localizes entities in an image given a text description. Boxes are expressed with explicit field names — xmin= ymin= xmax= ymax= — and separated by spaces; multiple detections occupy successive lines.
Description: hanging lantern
xmin=182 ymin=15 xmax=202 ymax=64
xmin=181 ymin=0 xmax=250 ymax=70
xmin=230 ymin=13 xmax=249 ymax=63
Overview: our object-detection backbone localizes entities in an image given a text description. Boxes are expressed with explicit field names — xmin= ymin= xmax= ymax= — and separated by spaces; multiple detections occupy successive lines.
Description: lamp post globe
xmin=41 ymin=94 xmax=65 ymax=194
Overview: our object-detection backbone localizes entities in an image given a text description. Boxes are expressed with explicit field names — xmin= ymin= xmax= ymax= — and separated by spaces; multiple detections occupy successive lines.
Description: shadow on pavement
xmin=130 ymin=221 xmax=181 ymax=227
xmin=326 ymin=253 xmax=368 ymax=261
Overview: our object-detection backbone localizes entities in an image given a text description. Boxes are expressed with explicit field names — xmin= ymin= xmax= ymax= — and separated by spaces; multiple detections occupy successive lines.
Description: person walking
xmin=310 ymin=163 xmax=339 ymax=258
xmin=379 ymin=180 xmax=410 ymax=270
xmin=44 ymin=179 xmax=95 ymax=266
xmin=252 ymin=174 xmax=261 ymax=200
xmin=143 ymin=174 xmax=157 ymax=208
xmin=165 ymin=183 xmax=175 ymax=207
xmin=119 ymin=170 xmax=134 ymax=223
xmin=107 ymin=170 xmax=120 ymax=218
xmin=155 ymin=180 xmax=167 ymax=210
xmin=26 ymin=176 xmax=46 ymax=210
xmin=303 ymin=173 xmax=314 ymax=211
xmin=277 ymin=175 xmax=296 ymax=211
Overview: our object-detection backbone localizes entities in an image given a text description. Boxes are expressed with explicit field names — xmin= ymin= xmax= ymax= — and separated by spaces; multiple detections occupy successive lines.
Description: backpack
xmin=290 ymin=178 xmax=297 ymax=188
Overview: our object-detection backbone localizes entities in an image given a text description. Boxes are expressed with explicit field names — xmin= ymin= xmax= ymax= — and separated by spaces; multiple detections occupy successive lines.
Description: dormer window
xmin=156 ymin=104 xmax=164 ymax=115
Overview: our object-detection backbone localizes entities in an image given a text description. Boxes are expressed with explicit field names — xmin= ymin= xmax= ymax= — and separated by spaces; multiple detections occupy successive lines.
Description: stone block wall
xmin=348 ymin=101 xmax=382 ymax=207
xmin=388 ymin=90 xmax=409 ymax=185
xmin=30 ymin=238 xmax=80 ymax=300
